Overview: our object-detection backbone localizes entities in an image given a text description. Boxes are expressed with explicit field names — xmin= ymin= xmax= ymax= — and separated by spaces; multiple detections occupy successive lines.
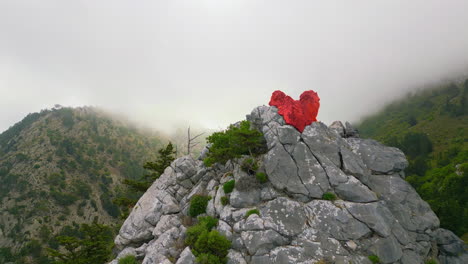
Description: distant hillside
xmin=358 ymin=80 xmax=468 ymax=239
xmin=0 ymin=106 xmax=165 ymax=263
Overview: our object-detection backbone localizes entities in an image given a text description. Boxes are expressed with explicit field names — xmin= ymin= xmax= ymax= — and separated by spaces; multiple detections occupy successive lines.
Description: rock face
xmin=110 ymin=105 xmax=468 ymax=264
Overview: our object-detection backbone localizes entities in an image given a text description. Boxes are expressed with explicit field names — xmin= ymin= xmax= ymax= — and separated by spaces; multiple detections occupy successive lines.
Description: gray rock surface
xmin=227 ymin=250 xmax=247 ymax=264
xmin=329 ymin=121 xmax=345 ymax=137
xmin=108 ymin=105 xmax=468 ymax=264
xmin=344 ymin=121 xmax=360 ymax=138
xmin=335 ymin=176 xmax=377 ymax=202
xmin=230 ymin=189 xmax=261 ymax=208
xmin=369 ymin=236 xmax=402 ymax=263
xmin=175 ymin=247 xmax=195 ymax=264
xmin=348 ymin=138 xmax=408 ymax=174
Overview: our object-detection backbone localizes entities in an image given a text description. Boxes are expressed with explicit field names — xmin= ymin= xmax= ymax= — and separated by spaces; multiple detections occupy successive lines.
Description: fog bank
xmin=1 ymin=0 xmax=468 ymax=134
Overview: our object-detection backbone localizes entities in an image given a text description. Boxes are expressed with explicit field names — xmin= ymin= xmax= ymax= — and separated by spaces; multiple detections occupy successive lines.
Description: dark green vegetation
xmin=221 ymin=196 xmax=229 ymax=206
xmin=0 ymin=222 xmax=115 ymax=264
xmin=222 ymin=180 xmax=235 ymax=194
xmin=115 ymin=142 xmax=176 ymax=218
xmin=359 ymin=80 xmax=468 ymax=238
xmin=47 ymin=222 xmax=113 ymax=264
xmin=203 ymin=120 xmax=267 ymax=167
xmin=185 ymin=216 xmax=231 ymax=264
xmin=118 ymin=255 xmax=139 ymax=264
xmin=368 ymin=254 xmax=381 ymax=264
xmin=0 ymin=106 xmax=165 ymax=263
xmin=245 ymin=209 xmax=260 ymax=218
xmin=240 ymin=157 xmax=259 ymax=174
xmin=189 ymin=195 xmax=212 ymax=217
xmin=255 ymin=172 xmax=268 ymax=183
xmin=322 ymin=192 xmax=337 ymax=201
xmin=125 ymin=142 xmax=176 ymax=192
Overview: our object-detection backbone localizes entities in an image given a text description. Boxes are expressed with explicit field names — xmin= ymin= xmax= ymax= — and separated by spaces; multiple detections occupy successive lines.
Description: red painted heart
xmin=269 ymin=90 xmax=320 ymax=132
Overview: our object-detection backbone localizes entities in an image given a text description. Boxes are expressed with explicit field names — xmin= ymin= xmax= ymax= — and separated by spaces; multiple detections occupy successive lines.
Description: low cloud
xmin=1 ymin=0 xmax=468 ymax=134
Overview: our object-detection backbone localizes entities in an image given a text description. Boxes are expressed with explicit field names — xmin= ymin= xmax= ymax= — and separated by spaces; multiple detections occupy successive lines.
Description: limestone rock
xmin=306 ymin=200 xmax=371 ymax=241
xmin=108 ymin=105 xmax=467 ymax=264
xmin=261 ymin=197 xmax=307 ymax=237
xmin=335 ymin=176 xmax=377 ymax=203
xmin=227 ymin=250 xmax=247 ymax=264
xmin=369 ymin=236 xmax=402 ymax=263
xmin=329 ymin=121 xmax=345 ymax=137
xmin=175 ymin=247 xmax=195 ymax=264
xmin=241 ymin=229 xmax=288 ymax=255
xmin=347 ymin=138 xmax=408 ymax=174
xmin=344 ymin=121 xmax=360 ymax=138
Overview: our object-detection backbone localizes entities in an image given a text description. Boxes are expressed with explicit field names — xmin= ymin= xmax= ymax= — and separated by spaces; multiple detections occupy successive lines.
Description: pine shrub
xmin=193 ymin=230 xmax=231 ymax=261
xmin=196 ymin=253 xmax=224 ymax=264
xmin=185 ymin=216 xmax=231 ymax=264
xmin=198 ymin=216 xmax=219 ymax=230
xmin=203 ymin=121 xmax=266 ymax=167
xmin=189 ymin=195 xmax=211 ymax=217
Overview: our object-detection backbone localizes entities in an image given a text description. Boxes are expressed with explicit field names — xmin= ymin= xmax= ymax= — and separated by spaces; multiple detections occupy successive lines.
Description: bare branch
xmin=187 ymin=126 xmax=205 ymax=155
xmin=191 ymin=132 xmax=205 ymax=141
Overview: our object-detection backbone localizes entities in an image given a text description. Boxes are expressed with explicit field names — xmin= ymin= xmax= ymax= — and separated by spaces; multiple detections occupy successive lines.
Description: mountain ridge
xmin=0 ymin=106 xmax=165 ymax=263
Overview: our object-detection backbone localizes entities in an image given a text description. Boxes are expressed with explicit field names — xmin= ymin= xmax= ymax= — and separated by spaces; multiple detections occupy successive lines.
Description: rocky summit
xmin=109 ymin=106 xmax=468 ymax=264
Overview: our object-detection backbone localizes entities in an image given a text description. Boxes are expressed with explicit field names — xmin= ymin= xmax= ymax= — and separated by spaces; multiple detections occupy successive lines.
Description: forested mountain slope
xmin=0 ymin=106 xmax=164 ymax=263
xmin=358 ymin=80 xmax=468 ymax=240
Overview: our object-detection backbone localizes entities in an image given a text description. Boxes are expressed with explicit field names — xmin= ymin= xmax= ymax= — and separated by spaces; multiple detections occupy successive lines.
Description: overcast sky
xmin=1 ymin=0 xmax=468 ymax=134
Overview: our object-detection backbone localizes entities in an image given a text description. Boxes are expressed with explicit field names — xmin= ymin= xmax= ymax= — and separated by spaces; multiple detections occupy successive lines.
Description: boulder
xmin=175 ymin=247 xmax=195 ymax=264
xmin=329 ymin=121 xmax=345 ymax=137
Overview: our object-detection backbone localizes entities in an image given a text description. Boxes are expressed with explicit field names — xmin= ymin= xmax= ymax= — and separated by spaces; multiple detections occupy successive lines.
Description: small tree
xmin=204 ymin=121 xmax=266 ymax=167
xmin=47 ymin=222 xmax=114 ymax=264
xmin=114 ymin=142 xmax=176 ymax=216
xmin=122 ymin=142 xmax=176 ymax=193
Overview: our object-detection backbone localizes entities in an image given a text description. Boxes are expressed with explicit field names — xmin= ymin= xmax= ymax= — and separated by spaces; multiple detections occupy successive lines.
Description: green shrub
xmin=118 ymin=255 xmax=138 ymax=264
xmin=185 ymin=216 xmax=230 ymax=264
xmin=425 ymin=259 xmax=438 ymax=264
xmin=221 ymin=196 xmax=229 ymax=206
xmin=189 ymin=195 xmax=212 ymax=217
xmin=193 ymin=230 xmax=231 ymax=261
xmin=223 ymin=180 xmax=235 ymax=194
xmin=203 ymin=121 xmax=267 ymax=167
xmin=322 ymin=192 xmax=337 ymax=201
xmin=198 ymin=216 xmax=219 ymax=231
xmin=255 ymin=172 xmax=268 ymax=183
xmin=186 ymin=224 xmax=208 ymax=247
xmin=241 ymin=157 xmax=259 ymax=174
xmin=245 ymin=209 xmax=260 ymax=218
xmin=196 ymin=253 xmax=224 ymax=264
xmin=368 ymin=255 xmax=380 ymax=264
